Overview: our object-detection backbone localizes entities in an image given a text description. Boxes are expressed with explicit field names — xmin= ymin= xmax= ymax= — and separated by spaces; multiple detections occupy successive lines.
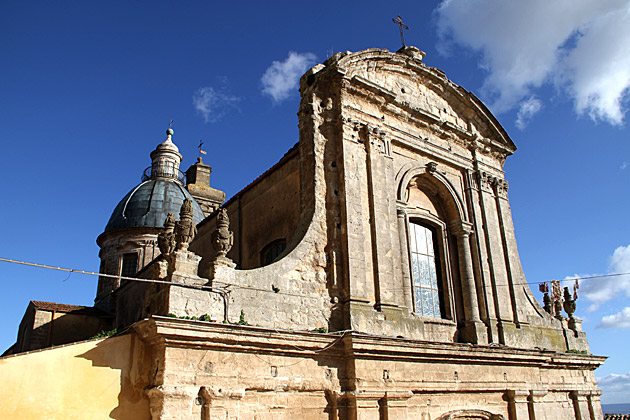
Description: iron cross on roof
xmin=392 ymin=15 xmax=409 ymax=48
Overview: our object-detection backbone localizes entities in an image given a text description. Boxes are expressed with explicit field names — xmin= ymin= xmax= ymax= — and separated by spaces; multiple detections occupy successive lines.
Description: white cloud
xmin=599 ymin=307 xmax=630 ymax=328
xmin=261 ymin=52 xmax=317 ymax=103
xmin=561 ymin=7 xmax=630 ymax=124
xmin=435 ymin=0 xmax=630 ymax=125
xmin=575 ymin=244 xmax=630 ymax=312
xmin=597 ymin=372 xmax=630 ymax=402
xmin=516 ymin=96 xmax=542 ymax=129
xmin=193 ymin=85 xmax=241 ymax=123
xmin=621 ymin=162 xmax=629 ymax=170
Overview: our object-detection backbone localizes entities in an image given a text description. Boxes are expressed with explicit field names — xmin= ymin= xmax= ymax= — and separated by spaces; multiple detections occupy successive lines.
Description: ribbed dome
xmin=103 ymin=178 xmax=204 ymax=233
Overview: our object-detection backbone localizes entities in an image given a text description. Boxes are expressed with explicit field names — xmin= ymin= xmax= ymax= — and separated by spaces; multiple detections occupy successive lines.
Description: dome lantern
xmin=149 ymin=128 xmax=183 ymax=179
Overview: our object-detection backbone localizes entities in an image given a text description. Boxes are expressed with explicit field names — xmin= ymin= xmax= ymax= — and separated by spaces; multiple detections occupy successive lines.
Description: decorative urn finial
xmin=563 ymin=287 xmax=578 ymax=333
xmin=175 ymin=198 xmax=197 ymax=251
xmin=157 ymin=213 xmax=177 ymax=257
xmin=211 ymin=208 xmax=233 ymax=258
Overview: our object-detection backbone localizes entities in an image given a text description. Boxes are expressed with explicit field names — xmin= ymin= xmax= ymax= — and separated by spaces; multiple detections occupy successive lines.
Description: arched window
xmin=260 ymin=239 xmax=287 ymax=266
xmin=408 ymin=221 xmax=444 ymax=318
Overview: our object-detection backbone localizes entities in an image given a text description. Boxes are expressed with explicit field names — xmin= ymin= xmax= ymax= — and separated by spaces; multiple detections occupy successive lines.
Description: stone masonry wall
xmin=135 ymin=318 xmax=605 ymax=420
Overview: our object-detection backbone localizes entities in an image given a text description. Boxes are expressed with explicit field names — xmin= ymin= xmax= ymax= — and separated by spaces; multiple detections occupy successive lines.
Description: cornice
xmin=133 ymin=317 xmax=606 ymax=371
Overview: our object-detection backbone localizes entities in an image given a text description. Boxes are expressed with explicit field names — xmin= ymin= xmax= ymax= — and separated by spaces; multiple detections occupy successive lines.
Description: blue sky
xmin=1 ymin=0 xmax=629 ymax=404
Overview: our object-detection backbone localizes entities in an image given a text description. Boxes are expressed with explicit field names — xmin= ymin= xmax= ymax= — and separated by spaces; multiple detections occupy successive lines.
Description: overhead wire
xmin=0 ymin=256 xmax=628 ymax=297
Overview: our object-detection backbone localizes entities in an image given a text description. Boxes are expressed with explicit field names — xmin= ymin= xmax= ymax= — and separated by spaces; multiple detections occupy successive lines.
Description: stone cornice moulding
xmin=132 ymin=317 xmax=606 ymax=371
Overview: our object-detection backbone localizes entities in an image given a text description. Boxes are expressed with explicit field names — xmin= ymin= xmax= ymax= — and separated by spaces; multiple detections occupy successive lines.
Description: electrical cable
xmin=0 ymin=256 xmax=627 ymax=297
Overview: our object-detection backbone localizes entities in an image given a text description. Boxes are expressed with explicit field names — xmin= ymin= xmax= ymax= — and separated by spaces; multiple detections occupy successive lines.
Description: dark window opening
xmin=261 ymin=240 xmax=287 ymax=266
xmin=121 ymin=253 xmax=139 ymax=278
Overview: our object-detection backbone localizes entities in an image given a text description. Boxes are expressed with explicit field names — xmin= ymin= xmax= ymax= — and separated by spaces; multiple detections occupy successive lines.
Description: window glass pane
xmin=409 ymin=222 xmax=417 ymax=252
xmin=409 ymin=221 xmax=442 ymax=318
xmin=418 ymin=255 xmax=431 ymax=287
xmin=428 ymin=256 xmax=437 ymax=284
xmin=414 ymin=225 xmax=427 ymax=254
xmin=421 ymin=288 xmax=433 ymax=317
xmin=411 ymin=254 xmax=420 ymax=286
xmin=415 ymin=288 xmax=423 ymax=315
xmin=432 ymin=290 xmax=441 ymax=317
xmin=426 ymin=229 xmax=434 ymax=256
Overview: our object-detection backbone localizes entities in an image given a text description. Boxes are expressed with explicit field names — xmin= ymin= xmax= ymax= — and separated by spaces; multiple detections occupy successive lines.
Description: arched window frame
xmin=405 ymin=209 xmax=456 ymax=322
xmin=260 ymin=239 xmax=287 ymax=267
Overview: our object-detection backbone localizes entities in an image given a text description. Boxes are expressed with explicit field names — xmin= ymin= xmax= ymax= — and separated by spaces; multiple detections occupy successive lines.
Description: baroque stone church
xmin=1 ymin=47 xmax=606 ymax=420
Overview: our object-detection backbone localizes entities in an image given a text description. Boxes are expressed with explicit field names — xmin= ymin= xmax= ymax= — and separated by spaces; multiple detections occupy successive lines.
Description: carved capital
xmin=466 ymin=170 xmax=480 ymax=190
xmin=476 ymin=171 xmax=494 ymax=192
xmin=570 ymin=390 xmax=590 ymax=402
xmin=367 ymin=126 xmax=392 ymax=157
xmin=530 ymin=390 xmax=548 ymax=401
xmin=451 ymin=221 xmax=474 ymax=238
xmin=493 ymin=178 xmax=509 ymax=198
xmin=506 ymin=390 xmax=530 ymax=404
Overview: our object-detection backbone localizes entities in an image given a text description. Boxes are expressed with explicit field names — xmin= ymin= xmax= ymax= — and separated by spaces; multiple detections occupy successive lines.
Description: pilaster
xmin=145 ymin=385 xmax=197 ymax=420
xmin=588 ymin=390 xmax=604 ymax=420
xmin=506 ymin=390 xmax=530 ymax=420
xmin=570 ymin=390 xmax=592 ymax=420
xmin=364 ymin=125 xmax=399 ymax=310
xmin=529 ymin=390 xmax=548 ymax=420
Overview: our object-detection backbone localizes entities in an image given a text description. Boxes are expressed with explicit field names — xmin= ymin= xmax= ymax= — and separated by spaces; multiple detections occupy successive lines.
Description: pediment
xmin=327 ymin=48 xmax=515 ymax=155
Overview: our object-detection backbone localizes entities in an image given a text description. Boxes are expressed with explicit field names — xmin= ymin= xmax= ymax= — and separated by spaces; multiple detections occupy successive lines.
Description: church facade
xmin=1 ymin=47 xmax=605 ymax=420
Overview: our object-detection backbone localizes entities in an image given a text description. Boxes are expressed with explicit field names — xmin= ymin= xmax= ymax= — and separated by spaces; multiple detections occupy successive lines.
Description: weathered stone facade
xmin=106 ymin=47 xmax=604 ymax=419
xmin=132 ymin=317 xmax=604 ymax=420
xmin=3 ymin=47 xmax=606 ymax=419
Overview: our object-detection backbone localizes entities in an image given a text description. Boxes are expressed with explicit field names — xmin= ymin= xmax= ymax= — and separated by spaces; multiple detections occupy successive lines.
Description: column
xmin=455 ymin=224 xmax=481 ymax=322
xmin=454 ymin=223 xmax=487 ymax=344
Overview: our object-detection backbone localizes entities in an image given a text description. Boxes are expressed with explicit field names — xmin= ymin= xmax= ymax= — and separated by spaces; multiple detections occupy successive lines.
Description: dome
xmin=103 ymin=178 xmax=205 ymax=233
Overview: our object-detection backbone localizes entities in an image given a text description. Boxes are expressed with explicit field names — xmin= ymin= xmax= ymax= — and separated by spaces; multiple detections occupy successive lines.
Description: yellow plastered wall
xmin=0 ymin=334 xmax=150 ymax=420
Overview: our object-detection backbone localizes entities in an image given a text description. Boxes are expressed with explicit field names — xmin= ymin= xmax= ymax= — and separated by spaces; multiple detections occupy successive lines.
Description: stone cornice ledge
xmin=348 ymin=333 xmax=606 ymax=369
xmin=133 ymin=317 xmax=606 ymax=370
xmin=133 ymin=316 xmax=348 ymax=357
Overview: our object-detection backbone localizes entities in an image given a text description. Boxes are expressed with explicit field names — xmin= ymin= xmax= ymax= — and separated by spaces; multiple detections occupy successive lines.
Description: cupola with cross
xmin=95 ymin=126 xmax=224 ymax=312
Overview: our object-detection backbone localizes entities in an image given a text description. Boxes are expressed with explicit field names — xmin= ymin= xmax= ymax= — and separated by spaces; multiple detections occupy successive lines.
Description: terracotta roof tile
xmin=31 ymin=301 xmax=111 ymax=317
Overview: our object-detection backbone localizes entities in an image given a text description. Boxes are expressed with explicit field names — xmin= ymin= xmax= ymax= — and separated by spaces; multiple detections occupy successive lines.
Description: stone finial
xmin=543 ymin=292 xmax=552 ymax=314
xmin=550 ymin=280 xmax=564 ymax=320
xmin=211 ymin=208 xmax=233 ymax=258
xmin=175 ymin=198 xmax=197 ymax=251
xmin=157 ymin=213 xmax=177 ymax=257
xmin=563 ymin=287 xmax=578 ymax=333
